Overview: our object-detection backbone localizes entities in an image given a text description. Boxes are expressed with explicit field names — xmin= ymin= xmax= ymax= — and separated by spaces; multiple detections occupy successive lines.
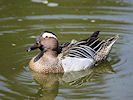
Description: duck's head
xmin=27 ymin=31 xmax=59 ymax=52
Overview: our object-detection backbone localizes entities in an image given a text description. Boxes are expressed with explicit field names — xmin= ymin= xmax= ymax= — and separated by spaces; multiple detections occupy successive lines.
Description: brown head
xmin=27 ymin=31 xmax=59 ymax=56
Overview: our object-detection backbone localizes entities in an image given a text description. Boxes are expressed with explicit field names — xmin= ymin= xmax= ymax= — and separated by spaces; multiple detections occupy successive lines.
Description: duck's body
xmin=27 ymin=31 xmax=118 ymax=73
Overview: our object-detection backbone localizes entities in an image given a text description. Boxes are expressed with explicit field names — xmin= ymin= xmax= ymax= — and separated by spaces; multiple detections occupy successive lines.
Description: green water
xmin=0 ymin=0 xmax=133 ymax=100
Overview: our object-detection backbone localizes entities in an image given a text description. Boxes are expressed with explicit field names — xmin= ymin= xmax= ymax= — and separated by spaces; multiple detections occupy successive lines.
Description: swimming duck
xmin=27 ymin=31 xmax=119 ymax=73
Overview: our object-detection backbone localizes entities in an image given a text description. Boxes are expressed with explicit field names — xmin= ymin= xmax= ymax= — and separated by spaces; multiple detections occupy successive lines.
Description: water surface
xmin=0 ymin=0 xmax=133 ymax=100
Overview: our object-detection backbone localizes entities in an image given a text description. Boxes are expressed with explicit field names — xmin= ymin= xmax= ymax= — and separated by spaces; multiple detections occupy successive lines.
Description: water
xmin=0 ymin=0 xmax=133 ymax=100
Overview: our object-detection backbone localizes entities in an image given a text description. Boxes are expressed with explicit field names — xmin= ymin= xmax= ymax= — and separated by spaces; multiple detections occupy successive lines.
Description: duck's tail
xmin=94 ymin=35 xmax=119 ymax=63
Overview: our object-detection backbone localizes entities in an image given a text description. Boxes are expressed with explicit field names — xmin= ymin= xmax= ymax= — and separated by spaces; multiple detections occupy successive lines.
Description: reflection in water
xmin=30 ymin=70 xmax=63 ymax=100
xmin=30 ymin=60 xmax=116 ymax=100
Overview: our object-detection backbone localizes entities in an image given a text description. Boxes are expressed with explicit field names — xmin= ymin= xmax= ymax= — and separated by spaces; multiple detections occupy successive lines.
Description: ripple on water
xmin=24 ymin=14 xmax=133 ymax=23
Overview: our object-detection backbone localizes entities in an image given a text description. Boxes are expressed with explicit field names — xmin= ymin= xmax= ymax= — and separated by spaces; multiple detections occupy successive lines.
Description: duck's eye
xmin=45 ymin=36 xmax=48 ymax=38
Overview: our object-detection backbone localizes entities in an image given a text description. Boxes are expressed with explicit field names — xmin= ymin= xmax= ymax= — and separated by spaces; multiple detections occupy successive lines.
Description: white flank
xmin=62 ymin=57 xmax=94 ymax=72
xmin=42 ymin=32 xmax=57 ymax=40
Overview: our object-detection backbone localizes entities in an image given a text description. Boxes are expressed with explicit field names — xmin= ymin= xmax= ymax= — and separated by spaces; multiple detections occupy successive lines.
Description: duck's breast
xmin=61 ymin=57 xmax=94 ymax=72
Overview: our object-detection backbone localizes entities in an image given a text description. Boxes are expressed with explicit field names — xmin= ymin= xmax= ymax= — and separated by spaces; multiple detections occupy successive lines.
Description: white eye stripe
xmin=42 ymin=32 xmax=57 ymax=40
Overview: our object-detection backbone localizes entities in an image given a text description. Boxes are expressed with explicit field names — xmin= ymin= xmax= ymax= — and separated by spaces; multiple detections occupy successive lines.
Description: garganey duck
xmin=27 ymin=31 xmax=119 ymax=73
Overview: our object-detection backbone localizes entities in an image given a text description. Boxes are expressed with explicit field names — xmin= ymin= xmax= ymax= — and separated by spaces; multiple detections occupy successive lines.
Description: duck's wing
xmin=58 ymin=31 xmax=119 ymax=63
xmin=58 ymin=31 xmax=103 ymax=72
xmin=58 ymin=31 xmax=103 ymax=59
xmin=58 ymin=31 xmax=119 ymax=72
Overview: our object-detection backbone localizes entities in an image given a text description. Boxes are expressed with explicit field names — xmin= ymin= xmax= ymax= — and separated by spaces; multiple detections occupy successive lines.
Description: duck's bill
xmin=27 ymin=45 xmax=38 ymax=52
xmin=27 ymin=42 xmax=41 ymax=52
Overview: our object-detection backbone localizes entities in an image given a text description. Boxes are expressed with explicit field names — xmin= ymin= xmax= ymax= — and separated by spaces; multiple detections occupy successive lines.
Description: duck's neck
xmin=34 ymin=50 xmax=58 ymax=62
xmin=44 ymin=50 xmax=58 ymax=58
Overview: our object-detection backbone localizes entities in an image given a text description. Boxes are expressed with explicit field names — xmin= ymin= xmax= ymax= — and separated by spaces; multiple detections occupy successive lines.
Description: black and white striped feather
xmin=59 ymin=31 xmax=105 ymax=59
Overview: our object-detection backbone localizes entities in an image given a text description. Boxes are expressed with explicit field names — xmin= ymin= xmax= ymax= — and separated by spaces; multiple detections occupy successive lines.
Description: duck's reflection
xmin=30 ymin=71 xmax=63 ymax=100
xmin=30 ymin=60 xmax=115 ymax=100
